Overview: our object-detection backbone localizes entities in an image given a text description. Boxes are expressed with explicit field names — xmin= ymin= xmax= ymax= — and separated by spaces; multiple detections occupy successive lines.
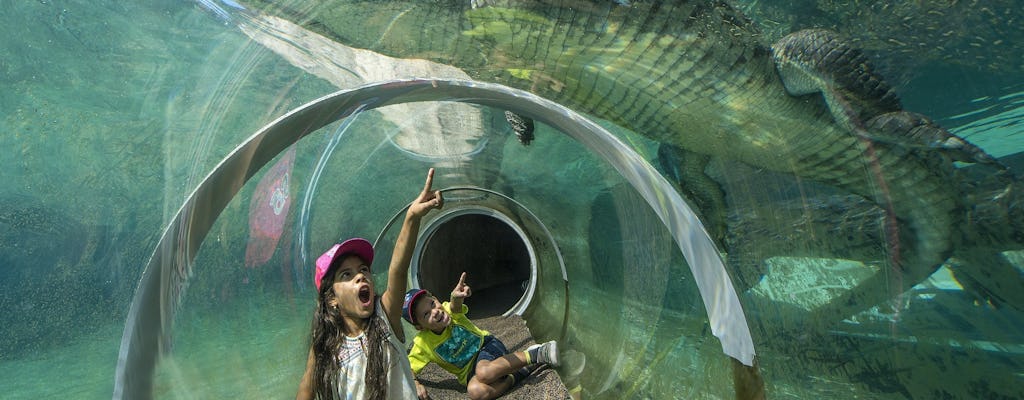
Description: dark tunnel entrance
xmin=414 ymin=209 xmax=535 ymax=319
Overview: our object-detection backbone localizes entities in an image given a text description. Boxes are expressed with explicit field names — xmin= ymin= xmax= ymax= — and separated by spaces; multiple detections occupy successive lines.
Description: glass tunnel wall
xmin=154 ymin=97 xmax=733 ymax=398
xmin=120 ymin=78 xmax=747 ymax=399
xmin=1 ymin=1 xmax=1022 ymax=399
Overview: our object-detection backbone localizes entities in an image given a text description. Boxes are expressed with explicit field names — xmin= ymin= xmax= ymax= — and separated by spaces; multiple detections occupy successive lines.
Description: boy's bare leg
xmin=466 ymin=351 xmax=529 ymax=400
xmin=467 ymin=374 xmax=514 ymax=400
xmin=473 ymin=351 xmax=528 ymax=383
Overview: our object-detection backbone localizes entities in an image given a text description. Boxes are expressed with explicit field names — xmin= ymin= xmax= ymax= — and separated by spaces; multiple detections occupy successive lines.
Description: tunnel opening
xmin=413 ymin=208 xmax=535 ymax=319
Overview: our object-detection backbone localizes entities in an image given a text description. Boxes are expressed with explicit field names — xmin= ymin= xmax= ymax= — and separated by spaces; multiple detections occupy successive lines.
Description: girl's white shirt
xmin=334 ymin=300 xmax=417 ymax=400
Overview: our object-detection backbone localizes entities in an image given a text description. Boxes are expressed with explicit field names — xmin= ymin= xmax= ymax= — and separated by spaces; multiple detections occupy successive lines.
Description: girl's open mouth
xmin=358 ymin=286 xmax=372 ymax=307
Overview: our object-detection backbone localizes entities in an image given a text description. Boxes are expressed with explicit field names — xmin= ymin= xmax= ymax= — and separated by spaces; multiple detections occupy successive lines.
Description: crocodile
xmin=246 ymin=0 xmax=1018 ymax=326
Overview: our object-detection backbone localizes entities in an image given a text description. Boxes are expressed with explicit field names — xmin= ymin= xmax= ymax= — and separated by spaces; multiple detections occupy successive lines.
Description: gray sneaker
xmin=527 ymin=340 xmax=559 ymax=367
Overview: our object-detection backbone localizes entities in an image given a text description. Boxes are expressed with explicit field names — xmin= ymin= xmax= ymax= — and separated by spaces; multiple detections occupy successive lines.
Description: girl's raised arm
xmin=382 ymin=168 xmax=443 ymax=339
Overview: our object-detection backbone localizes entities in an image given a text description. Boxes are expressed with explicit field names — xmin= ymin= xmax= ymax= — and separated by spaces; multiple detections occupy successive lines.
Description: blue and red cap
xmin=402 ymin=288 xmax=429 ymax=325
xmin=314 ymin=238 xmax=374 ymax=290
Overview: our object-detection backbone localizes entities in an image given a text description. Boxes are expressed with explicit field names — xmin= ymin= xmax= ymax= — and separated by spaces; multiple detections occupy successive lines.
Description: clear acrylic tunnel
xmin=2 ymin=1 xmax=1022 ymax=400
xmin=114 ymin=79 xmax=755 ymax=399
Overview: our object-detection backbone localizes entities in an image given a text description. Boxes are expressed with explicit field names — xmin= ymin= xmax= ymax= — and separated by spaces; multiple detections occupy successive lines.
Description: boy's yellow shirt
xmin=407 ymin=301 xmax=490 ymax=385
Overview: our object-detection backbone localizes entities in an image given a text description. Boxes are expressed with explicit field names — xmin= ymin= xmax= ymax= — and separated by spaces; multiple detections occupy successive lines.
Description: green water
xmin=3 ymin=1 xmax=1023 ymax=399
xmin=0 ymin=0 xmax=333 ymax=396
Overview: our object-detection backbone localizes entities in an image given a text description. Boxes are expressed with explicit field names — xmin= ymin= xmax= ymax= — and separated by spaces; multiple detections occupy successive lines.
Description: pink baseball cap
xmin=314 ymin=238 xmax=374 ymax=290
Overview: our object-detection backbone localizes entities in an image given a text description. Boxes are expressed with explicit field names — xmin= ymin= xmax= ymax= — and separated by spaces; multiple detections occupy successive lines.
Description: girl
xmin=297 ymin=169 xmax=443 ymax=400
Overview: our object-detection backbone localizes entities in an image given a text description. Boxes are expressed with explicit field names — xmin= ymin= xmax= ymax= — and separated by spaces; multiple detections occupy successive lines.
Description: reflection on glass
xmin=1 ymin=1 xmax=1022 ymax=399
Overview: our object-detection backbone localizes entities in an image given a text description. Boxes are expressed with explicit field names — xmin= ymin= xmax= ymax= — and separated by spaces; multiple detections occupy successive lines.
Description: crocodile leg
xmin=657 ymin=143 xmax=728 ymax=247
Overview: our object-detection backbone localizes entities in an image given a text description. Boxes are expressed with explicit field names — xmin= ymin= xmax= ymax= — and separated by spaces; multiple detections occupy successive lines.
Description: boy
xmin=403 ymin=272 xmax=559 ymax=400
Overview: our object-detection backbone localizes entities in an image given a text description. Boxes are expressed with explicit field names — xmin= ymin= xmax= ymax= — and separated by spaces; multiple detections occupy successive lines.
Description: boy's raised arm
xmin=382 ymin=168 xmax=443 ymax=338
xmin=450 ymin=272 xmax=471 ymax=312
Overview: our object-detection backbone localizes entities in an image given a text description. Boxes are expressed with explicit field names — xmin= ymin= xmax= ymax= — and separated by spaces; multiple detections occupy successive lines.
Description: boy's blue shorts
xmin=468 ymin=335 xmax=507 ymax=379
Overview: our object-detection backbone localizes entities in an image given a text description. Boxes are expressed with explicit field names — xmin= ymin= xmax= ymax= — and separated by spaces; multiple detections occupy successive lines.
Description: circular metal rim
xmin=411 ymin=205 xmax=540 ymax=317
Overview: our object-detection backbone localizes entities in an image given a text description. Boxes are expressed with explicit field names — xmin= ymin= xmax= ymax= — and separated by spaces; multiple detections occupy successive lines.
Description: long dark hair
xmin=310 ymin=263 xmax=391 ymax=400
